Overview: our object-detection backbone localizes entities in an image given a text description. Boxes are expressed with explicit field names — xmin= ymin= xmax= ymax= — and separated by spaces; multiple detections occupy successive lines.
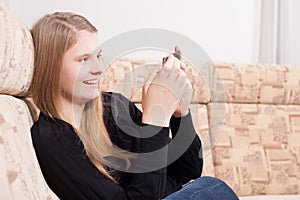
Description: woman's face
xmin=59 ymin=30 xmax=103 ymax=105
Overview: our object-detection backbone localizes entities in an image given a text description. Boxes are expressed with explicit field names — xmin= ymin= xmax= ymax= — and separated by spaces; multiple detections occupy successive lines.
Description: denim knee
xmin=164 ymin=176 xmax=239 ymax=200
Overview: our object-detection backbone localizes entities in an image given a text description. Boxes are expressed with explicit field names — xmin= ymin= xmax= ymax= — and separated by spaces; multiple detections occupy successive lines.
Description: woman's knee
xmin=192 ymin=176 xmax=239 ymax=200
xmin=164 ymin=176 xmax=239 ymax=200
xmin=188 ymin=176 xmax=227 ymax=189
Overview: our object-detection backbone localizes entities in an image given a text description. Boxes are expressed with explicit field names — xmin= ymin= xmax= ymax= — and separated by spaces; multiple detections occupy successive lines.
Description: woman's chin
xmin=85 ymin=90 xmax=101 ymax=101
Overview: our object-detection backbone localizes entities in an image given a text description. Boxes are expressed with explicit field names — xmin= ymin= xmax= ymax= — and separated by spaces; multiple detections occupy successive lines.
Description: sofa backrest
xmin=0 ymin=1 xmax=58 ymax=199
xmin=210 ymin=63 xmax=300 ymax=104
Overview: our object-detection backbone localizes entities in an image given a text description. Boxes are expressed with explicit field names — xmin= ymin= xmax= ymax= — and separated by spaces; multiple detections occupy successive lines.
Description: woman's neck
xmin=58 ymin=96 xmax=84 ymax=129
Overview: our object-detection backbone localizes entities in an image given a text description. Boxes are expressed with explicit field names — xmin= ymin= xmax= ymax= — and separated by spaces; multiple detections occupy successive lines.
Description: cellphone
xmin=162 ymin=48 xmax=182 ymax=64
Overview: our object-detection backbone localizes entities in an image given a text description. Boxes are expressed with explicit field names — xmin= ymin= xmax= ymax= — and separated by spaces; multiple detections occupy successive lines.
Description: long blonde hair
xmin=30 ymin=12 xmax=130 ymax=182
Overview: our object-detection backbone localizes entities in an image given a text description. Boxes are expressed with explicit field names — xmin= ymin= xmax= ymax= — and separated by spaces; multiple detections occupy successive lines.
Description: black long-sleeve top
xmin=31 ymin=92 xmax=203 ymax=200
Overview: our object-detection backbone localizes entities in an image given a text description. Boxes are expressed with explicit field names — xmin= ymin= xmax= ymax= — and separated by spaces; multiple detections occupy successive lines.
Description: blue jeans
xmin=164 ymin=176 xmax=239 ymax=200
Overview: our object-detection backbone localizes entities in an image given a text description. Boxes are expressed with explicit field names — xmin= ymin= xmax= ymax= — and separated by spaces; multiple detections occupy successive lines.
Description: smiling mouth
xmin=83 ymin=79 xmax=99 ymax=85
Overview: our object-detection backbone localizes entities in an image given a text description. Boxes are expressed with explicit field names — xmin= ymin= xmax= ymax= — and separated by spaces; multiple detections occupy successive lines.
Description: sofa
xmin=1 ymin=1 xmax=299 ymax=199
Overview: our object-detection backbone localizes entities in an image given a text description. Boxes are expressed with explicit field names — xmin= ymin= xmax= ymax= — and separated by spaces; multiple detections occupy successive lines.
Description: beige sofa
xmin=1 ymin=1 xmax=299 ymax=199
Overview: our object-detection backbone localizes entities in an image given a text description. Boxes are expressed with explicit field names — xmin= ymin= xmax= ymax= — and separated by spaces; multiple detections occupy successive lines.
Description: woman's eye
xmin=97 ymin=53 xmax=102 ymax=60
xmin=80 ymin=57 xmax=88 ymax=63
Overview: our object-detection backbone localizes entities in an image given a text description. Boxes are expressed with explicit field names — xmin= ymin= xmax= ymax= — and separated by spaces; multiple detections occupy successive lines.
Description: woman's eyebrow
xmin=75 ymin=49 xmax=102 ymax=59
xmin=75 ymin=53 xmax=90 ymax=59
xmin=97 ymin=49 xmax=102 ymax=55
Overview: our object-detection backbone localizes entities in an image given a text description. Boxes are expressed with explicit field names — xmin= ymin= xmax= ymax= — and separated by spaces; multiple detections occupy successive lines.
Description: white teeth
xmin=83 ymin=79 xmax=98 ymax=85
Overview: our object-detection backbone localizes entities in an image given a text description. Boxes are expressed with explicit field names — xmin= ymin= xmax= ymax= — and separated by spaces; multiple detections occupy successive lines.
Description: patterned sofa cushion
xmin=0 ymin=95 xmax=58 ymax=200
xmin=209 ymin=102 xmax=300 ymax=196
xmin=211 ymin=63 xmax=300 ymax=105
xmin=0 ymin=0 xmax=34 ymax=96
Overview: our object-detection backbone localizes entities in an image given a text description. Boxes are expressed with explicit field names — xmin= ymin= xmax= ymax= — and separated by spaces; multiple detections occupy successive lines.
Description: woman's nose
xmin=89 ymin=57 xmax=105 ymax=75
xmin=91 ymin=61 xmax=104 ymax=74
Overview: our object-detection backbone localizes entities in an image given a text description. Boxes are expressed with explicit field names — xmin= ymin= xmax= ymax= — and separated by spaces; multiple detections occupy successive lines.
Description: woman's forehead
xmin=70 ymin=31 xmax=99 ymax=55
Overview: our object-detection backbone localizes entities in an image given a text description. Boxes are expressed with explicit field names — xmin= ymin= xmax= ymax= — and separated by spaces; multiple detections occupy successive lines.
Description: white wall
xmin=8 ymin=0 xmax=260 ymax=63
xmin=289 ymin=0 xmax=300 ymax=66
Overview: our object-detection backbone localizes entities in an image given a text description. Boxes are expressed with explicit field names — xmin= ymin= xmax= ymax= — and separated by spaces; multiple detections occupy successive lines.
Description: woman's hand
xmin=142 ymin=55 xmax=187 ymax=127
xmin=163 ymin=46 xmax=193 ymax=117
xmin=173 ymin=77 xmax=192 ymax=117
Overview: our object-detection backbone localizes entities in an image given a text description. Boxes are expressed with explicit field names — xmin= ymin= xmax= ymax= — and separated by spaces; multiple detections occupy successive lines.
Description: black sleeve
xmin=165 ymin=112 xmax=203 ymax=195
xmin=106 ymin=95 xmax=203 ymax=195
xmin=104 ymin=93 xmax=203 ymax=198
xmin=102 ymin=92 xmax=170 ymax=200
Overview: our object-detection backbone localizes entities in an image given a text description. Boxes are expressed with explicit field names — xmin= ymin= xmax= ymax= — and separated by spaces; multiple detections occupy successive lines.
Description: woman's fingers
xmin=162 ymin=47 xmax=186 ymax=76
xmin=163 ymin=54 xmax=174 ymax=69
xmin=163 ymin=54 xmax=186 ymax=77
xmin=168 ymin=67 xmax=180 ymax=81
xmin=179 ymin=61 xmax=187 ymax=74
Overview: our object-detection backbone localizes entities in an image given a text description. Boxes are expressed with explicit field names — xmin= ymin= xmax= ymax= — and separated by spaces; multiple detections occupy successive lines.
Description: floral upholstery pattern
xmin=209 ymin=103 xmax=300 ymax=196
xmin=0 ymin=1 xmax=58 ymax=199
xmin=209 ymin=63 xmax=300 ymax=197
xmin=0 ymin=0 xmax=34 ymax=96
xmin=211 ymin=63 xmax=300 ymax=104
xmin=0 ymin=95 xmax=58 ymax=200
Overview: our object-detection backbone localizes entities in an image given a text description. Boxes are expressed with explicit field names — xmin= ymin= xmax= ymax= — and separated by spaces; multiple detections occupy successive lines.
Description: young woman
xmin=30 ymin=12 xmax=239 ymax=200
